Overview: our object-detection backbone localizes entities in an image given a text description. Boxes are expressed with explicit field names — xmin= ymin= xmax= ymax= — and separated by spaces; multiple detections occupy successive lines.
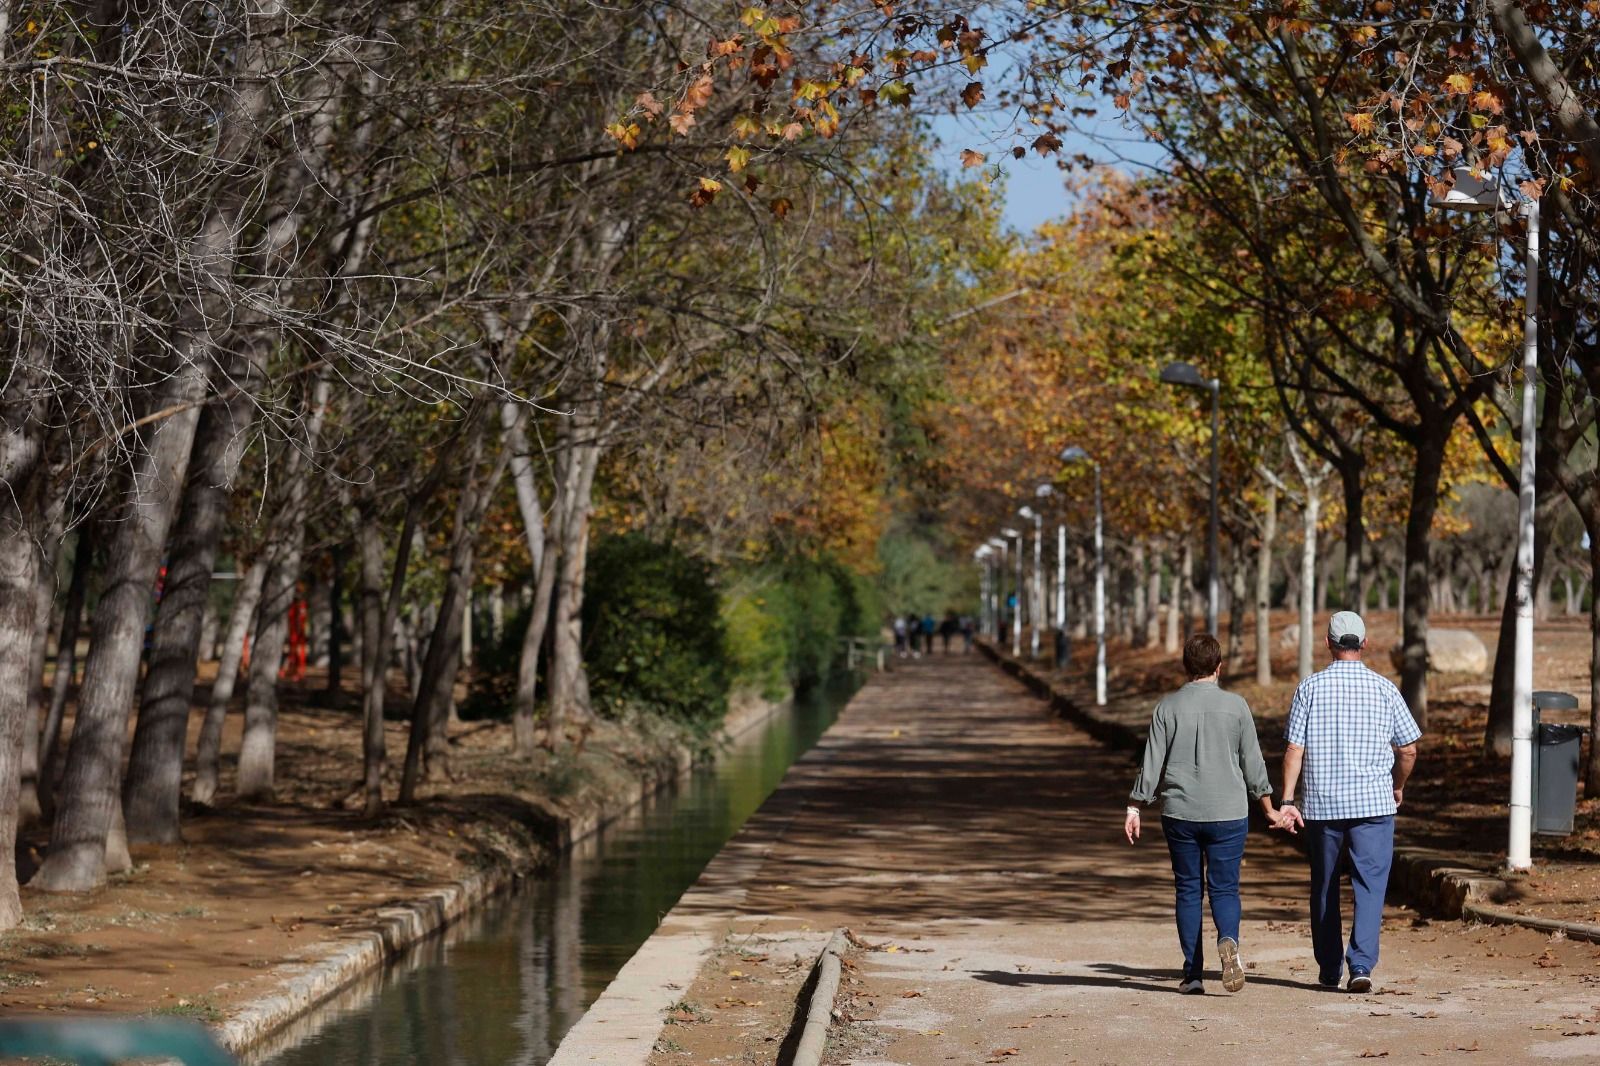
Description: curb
xmin=789 ymin=930 xmax=848 ymax=1066
xmin=217 ymin=691 xmax=794 ymax=1055
xmin=216 ymin=863 xmax=514 ymax=1051
xmin=977 ymin=641 xmax=1535 ymax=926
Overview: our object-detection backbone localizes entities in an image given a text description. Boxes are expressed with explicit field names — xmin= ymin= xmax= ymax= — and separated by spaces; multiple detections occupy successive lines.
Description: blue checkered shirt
xmin=1285 ymin=661 xmax=1422 ymax=821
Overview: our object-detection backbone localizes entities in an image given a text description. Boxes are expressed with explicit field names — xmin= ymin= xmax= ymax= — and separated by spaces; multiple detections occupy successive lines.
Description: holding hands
xmin=1271 ymin=801 xmax=1304 ymax=834
xmin=1124 ymin=806 xmax=1141 ymax=844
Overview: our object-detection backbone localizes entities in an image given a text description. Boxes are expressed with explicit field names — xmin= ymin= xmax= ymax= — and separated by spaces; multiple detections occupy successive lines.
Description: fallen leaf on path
xmin=987 ymin=1049 xmax=1020 ymax=1061
xmin=1537 ymin=950 xmax=1562 ymax=968
xmin=1359 ymin=1051 xmax=1390 ymax=1059
xmin=920 ymin=1029 xmax=943 ymax=1036
xmin=1453 ymin=1042 xmax=1480 ymax=1052
xmin=1414 ymin=1011 xmax=1439 ymax=1019
xmin=1008 ymin=1022 xmax=1035 ymax=1029
xmin=900 ymin=990 xmax=923 ymax=998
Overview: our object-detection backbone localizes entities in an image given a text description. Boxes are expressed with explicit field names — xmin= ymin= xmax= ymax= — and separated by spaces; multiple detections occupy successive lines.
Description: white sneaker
xmin=1179 ymin=977 xmax=1205 ymax=995
xmin=1219 ymin=937 xmax=1245 ymax=992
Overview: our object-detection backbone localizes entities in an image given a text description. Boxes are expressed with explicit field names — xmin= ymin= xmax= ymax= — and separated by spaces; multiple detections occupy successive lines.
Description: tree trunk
xmin=1227 ymin=537 xmax=1247 ymax=669
xmin=192 ymin=559 xmax=265 ymax=807
xmin=1131 ymin=542 xmax=1148 ymax=648
xmin=0 ymin=409 xmax=46 ymax=927
xmin=327 ymin=545 xmax=344 ymax=698
xmin=39 ymin=533 xmax=91 ymax=817
xmin=33 ymin=365 xmax=210 ymax=892
xmin=236 ymin=377 xmax=330 ymax=801
xmin=1298 ymin=494 xmax=1321 ymax=680
xmin=1338 ymin=458 xmax=1365 ymax=609
xmin=1487 ymin=497 xmax=1559 ymax=755
xmin=1256 ymin=483 xmax=1278 ymax=686
xmin=1145 ymin=547 xmax=1163 ymax=647
xmin=546 ymin=421 xmax=601 ymax=738
xmin=1163 ymin=547 xmax=1180 ymax=653
xmin=124 ymin=397 xmax=243 ymax=843
xmin=1588 ymin=530 xmax=1600 ymax=794
xmin=1179 ymin=542 xmax=1195 ymax=643
xmin=401 ymin=417 xmax=510 ymax=799
xmin=1399 ymin=436 xmax=1448 ymax=726
xmin=514 ymin=554 xmax=559 ymax=754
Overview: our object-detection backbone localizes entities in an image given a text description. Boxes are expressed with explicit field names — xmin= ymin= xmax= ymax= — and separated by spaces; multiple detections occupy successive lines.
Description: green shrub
xmin=721 ymin=584 xmax=792 ymax=702
xmin=582 ymin=533 xmax=729 ymax=729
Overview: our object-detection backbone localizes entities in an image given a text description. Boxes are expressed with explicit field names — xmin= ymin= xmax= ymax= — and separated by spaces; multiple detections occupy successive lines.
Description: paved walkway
xmin=566 ymin=654 xmax=1600 ymax=1065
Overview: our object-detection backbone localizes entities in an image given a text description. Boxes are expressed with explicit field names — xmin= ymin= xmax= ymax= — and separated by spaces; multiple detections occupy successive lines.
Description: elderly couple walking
xmin=1124 ymin=612 xmax=1421 ymax=995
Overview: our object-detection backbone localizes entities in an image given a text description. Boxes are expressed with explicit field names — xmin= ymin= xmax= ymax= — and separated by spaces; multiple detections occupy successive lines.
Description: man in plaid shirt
xmin=1277 ymin=611 xmax=1421 ymax=993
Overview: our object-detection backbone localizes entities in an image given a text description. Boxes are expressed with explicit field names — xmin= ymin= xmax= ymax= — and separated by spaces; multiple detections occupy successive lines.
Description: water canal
xmin=255 ymin=674 xmax=860 ymax=1066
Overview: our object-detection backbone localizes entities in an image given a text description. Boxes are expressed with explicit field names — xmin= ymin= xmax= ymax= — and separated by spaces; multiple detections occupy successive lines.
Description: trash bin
xmin=1532 ymin=691 xmax=1584 ymax=836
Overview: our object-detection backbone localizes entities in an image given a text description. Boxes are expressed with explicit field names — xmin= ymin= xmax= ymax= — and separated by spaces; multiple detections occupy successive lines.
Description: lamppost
xmin=1432 ymin=166 xmax=1539 ymax=872
xmin=1061 ymin=446 xmax=1106 ymax=706
xmin=1037 ymin=483 xmax=1068 ymax=668
xmin=1160 ymin=361 xmax=1221 ymax=636
xmin=1001 ymin=527 xmax=1024 ymax=656
xmin=987 ymin=536 xmax=1008 ymax=640
xmin=974 ymin=545 xmax=994 ymax=636
xmin=1019 ymin=505 xmax=1044 ymax=659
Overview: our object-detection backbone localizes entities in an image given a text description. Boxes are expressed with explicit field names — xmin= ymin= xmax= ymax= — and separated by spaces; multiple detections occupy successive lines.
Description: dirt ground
xmin=1 ymin=667 xmax=699 ymax=1025
xmin=1022 ymin=608 xmax=1600 ymax=927
xmin=641 ymin=655 xmax=1600 ymax=1066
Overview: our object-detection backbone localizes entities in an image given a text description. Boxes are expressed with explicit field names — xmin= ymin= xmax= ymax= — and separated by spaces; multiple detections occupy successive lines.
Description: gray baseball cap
xmin=1328 ymin=610 xmax=1366 ymax=649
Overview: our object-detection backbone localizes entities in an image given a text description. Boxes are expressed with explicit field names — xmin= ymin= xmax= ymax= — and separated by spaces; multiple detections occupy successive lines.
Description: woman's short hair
xmin=1183 ymin=633 xmax=1222 ymax=679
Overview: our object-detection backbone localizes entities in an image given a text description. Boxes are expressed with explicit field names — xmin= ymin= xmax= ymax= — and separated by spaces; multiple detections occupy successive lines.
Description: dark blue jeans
xmin=1162 ymin=816 xmax=1248 ymax=981
xmin=1307 ymin=816 xmax=1394 ymax=980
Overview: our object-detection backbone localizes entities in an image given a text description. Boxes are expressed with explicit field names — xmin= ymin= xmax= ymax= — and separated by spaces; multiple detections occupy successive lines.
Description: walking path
xmin=560 ymin=654 xmax=1600 ymax=1065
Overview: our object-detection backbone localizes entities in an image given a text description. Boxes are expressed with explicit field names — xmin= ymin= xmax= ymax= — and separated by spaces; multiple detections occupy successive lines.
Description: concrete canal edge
xmin=789 ymin=930 xmax=849 ymax=1066
xmin=214 ymin=689 xmax=795 ymax=1056
xmin=973 ymin=642 xmax=1600 ymax=934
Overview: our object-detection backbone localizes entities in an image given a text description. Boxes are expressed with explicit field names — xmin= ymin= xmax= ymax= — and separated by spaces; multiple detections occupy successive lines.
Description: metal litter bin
xmin=1532 ymin=690 xmax=1584 ymax=836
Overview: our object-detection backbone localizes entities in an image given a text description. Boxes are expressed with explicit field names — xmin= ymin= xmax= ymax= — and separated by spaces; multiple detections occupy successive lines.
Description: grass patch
xmin=149 ymin=996 xmax=222 ymax=1023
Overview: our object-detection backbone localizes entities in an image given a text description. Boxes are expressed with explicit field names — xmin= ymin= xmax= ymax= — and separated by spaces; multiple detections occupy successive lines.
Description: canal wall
xmin=216 ymin=685 xmax=796 ymax=1056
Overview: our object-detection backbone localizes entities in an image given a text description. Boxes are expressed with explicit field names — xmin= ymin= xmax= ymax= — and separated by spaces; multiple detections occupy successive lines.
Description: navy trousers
xmin=1306 ymin=816 xmax=1395 ymax=981
xmin=1162 ymin=816 xmax=1248 ymax=981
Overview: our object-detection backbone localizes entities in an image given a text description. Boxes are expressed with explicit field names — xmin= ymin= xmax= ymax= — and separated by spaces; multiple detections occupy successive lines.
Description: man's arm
xmin=1277 ymin=743 xmax=1305 ymax=832
xmin=1392 ymin=742 xmax=1417 ymax=807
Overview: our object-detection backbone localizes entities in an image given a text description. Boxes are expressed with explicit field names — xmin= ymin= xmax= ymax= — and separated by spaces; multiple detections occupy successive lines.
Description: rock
xmin=1279 ymin=623 xmax=1301 ymax=649
xmin=1388 ymin=628 xmax=1489 ymax=675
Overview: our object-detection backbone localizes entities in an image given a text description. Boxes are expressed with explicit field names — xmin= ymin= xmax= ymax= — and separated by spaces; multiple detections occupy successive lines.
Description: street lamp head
xmin=1000 ymin=527 xmax=1022 ymax=539
xmin=974 ymin=545 xmax=993 ymax=558
xmin=1429 ymin=165 xmax=1512 ymax=214
xmin=1159 ymin=361 xmax=1212 ymax=391
xmin=1035 ymin=483 xmax=1054 ymax=498
xmin=1059 ymin=445 xmax=1090 ymax=463
xmin=1018 ymin=505 xmax=1036 ymax=519
xmin=987 ymin=537 xmax=1007 ymax=549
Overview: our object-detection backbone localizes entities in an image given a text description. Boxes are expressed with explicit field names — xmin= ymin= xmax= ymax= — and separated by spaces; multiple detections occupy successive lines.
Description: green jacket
xmin=1129 ymin=681 xmax=1272 ymax=822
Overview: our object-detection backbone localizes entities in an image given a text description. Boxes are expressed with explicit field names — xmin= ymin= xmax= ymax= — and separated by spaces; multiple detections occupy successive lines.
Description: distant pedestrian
xmin=905 ymin=613 xmax=922 ymax=657
xmin=1275 ymin=611 xmax=1420 ymax=994
xmin=960 ymin=614 xmax=975 ymax=653
xmin=892 ymin=615 xmax=908 ymax=658
xmin=1126 ymin=633 xmax=1279 ymax=996
xmin=921 ymin=612 xmax=936 ymax=655
xmin=939 ymin=612 xmax=958 ymax=654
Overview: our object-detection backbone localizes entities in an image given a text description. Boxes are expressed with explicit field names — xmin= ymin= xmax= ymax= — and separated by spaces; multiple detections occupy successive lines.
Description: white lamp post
xmin=1432 ymin=165 xmax=1539 ymax=872
xmin=1002 ymin=527 xmax=1023 ymax=656
xmin=1037 ymin=484 xmax=1068 ymax=667
xmin=1061 ymin=446 xmax=1106 ymax=706
xmin=987 ymin=536 xmax=1008 ymax=641
xmin=975 ymin=545 xmax=994 ymax=636
xmin=1019 ymin=505 xmax=1044 ymax=659
xmin=1160 ymin=362 xmax=1221 ymax=636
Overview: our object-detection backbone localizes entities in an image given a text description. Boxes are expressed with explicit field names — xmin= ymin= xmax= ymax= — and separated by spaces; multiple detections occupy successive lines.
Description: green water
xmin=260 ymin=675 xmax=858 ymax=1066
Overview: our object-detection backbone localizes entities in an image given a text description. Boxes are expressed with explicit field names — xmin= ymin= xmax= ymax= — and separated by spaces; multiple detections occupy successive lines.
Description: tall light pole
xmin=975 ymin=545 xmax=994 ymax=636
xmin=1002 ymin=527 xmax=1023 ymax=656
xmin=1019 ymin=505 xmax=1043 ymax=659
xmin=1160 ymin=361 xmax=1221 ymax=636
xmin=988 ymin=536 xmax=1008 ymax=640
xmin=1038 ymin=483 xmax=1068 ymax=668
xmin=1432 ymin=166 xmax=1539 ymax=871
xmin=1061 ymin=447 xmax=1106 ymax=706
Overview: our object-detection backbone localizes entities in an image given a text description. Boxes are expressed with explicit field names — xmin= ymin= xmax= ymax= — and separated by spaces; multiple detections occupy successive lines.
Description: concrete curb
xmin=216 ymin=691 xmax=794 ymax=1055
xmin=790 ymin=930 xmax=848 ymax=1066
xmin=977 ymin=642 xmax=1532 ymax=925
xmin=1462 ymin=903 xmax=1600 ymax=943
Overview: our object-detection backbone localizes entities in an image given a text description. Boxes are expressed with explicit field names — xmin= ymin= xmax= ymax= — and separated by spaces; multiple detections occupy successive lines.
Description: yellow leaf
xmin=726 ymin=145 xmax=750 ymax=172
xmin=699 ymin=177 xmax=722 ymax=193
xmin=1443 ymin=72 xmax=1473 ymax=94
